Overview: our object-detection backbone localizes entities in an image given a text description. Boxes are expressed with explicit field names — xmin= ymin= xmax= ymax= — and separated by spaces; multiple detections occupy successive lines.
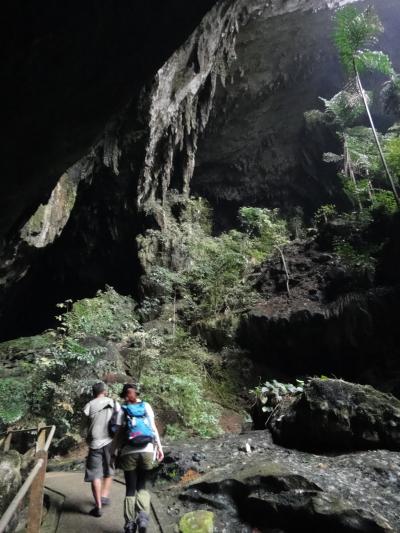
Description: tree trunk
xmin=344 ymin=138 xmax=363 ymax=211
xmin=276 ymin=246 xmax=291 ymax=297
xmin=353 ymin=61 xmax=400 ymax=208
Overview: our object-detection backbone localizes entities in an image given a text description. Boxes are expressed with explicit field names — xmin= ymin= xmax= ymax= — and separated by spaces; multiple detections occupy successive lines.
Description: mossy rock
xmin=0 ymin=377 xmax=28 ymax=427
xmin=0 ymin=333 xmax=56 ymax=355
xmin=179 ymin=510 xmax=214 ymax=533
xmin=270 ymin=378 xmax=400 ymax=451
xmin=0 ymin=333 xmax=57 ymax=377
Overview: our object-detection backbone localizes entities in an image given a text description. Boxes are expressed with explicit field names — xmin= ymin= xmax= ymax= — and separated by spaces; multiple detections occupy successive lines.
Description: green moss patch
xmin=179 ymin=510 xmax=214 ymax=533
xmin=0 ymin=378 xmax=28 ymax=425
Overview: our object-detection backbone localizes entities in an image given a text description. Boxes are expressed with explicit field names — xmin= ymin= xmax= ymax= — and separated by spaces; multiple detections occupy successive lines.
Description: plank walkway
xmin=44 ymin=472 xmax=161 ymax=533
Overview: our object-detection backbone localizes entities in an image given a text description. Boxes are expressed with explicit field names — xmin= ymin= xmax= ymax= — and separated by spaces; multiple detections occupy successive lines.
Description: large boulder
xmin=270 ymin=379 xmax=400 ymax=452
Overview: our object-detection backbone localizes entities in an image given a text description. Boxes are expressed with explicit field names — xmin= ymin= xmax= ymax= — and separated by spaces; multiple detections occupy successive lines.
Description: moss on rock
xmin=0 ymin=378 xmax=28 ymax=426
xmin=179 ymin=510 xmax=214 ymax=533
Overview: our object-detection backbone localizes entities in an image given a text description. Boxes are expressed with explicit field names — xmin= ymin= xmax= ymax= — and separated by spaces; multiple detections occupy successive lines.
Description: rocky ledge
xmin=157 ymin=430 xmax=400 ymax=532
xmin=238 ymin=238 xmax=400 ymax=394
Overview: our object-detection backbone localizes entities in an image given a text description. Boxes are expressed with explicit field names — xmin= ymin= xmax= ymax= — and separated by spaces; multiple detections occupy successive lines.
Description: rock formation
xmin=2 ymin=0 xmax=393 ymax=339
xmin=269 ymin=378 xmax=400 ymax=452
xmin=192 ymin=0 xmax=400 ymax=227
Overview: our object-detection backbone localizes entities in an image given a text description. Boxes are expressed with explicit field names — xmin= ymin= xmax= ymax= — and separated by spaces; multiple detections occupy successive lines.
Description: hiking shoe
xmin=89 ymin=506 xmax=102 ymax=517
xmin=124 ymin=521 xmax=137 ymax=533
xmin=136 ymin=511 xmax=149 ymax=532
xmin=101 ymin=496 xmax=111 ymax=505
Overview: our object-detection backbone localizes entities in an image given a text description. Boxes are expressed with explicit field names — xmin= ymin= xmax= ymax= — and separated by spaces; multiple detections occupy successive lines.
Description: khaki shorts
xmin=118 ymin=451 xmax=154 ymax=472
xmin=84 ymin=443 xmax=114 ymax=482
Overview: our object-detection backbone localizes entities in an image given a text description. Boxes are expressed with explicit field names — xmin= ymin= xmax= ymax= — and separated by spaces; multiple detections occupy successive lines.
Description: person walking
xmin=113 ymin=383 xmax=164 ymax=533
xmin=83 ymin=381 xmax=119 ymax=517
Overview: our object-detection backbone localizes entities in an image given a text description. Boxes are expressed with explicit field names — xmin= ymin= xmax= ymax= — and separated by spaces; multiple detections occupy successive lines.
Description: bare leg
xmin=91 ymin=479 xmax=102 ymax=509
xmin=102 ymin=476 xmax=113 ymax=499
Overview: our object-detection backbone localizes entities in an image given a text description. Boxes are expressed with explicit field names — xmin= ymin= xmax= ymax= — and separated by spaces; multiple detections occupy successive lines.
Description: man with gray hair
xmin=83 ymin=381 xmax=120 ymax=517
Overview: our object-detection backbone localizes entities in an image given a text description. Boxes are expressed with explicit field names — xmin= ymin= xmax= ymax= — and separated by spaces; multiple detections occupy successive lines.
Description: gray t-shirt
xmin=83 ymin=397 xmax=120 ymax=450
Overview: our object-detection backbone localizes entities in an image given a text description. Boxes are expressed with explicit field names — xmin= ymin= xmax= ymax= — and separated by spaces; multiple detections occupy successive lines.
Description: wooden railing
xmin=0 ymin=425 xmax=56 ymax=533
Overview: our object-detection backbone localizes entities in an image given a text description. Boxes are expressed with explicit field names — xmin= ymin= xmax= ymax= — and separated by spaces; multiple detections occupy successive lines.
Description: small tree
xmin=334 ymin=6 xmax=400 ymax=207
xmin=321 ymin=90 xmax=367 ymax=210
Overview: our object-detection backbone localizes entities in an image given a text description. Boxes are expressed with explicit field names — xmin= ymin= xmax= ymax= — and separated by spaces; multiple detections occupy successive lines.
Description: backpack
xmin=122 ymin=402 xmax=155 ymax=447
xmin=108 ymin=400 xmax=119 ymax=437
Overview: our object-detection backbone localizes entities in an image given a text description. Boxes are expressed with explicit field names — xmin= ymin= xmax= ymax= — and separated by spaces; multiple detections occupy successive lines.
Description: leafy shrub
xmin=251 ymin=379 xmax=304 ymax=415
xmin=29 ymin=339 xmax=103 ymax=433
xmin=56 ymin=286 xmax=140 ymax=341
xmin=239 ymin=207 xmax=289 ymax=259
xmin=385 ymin=134 xmax=400 ymax=180
xmin=372 ymin=189 xmax=398 ymax=214
xmin=139 ymin=198 xmax=289 ymax=322
xmin=333 ymin=239 xmax=376 ymax=275
xmin=138 ymin=330 xmax=222 ymax=438
xmin=314 ymin=204 xmax=338 ymax=225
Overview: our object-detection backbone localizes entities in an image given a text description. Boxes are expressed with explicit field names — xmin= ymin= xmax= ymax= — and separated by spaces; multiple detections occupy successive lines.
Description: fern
xmin=334 ymin=6 xmax=383 ymax=73
xmin=381 ymin=76 xmax=400 ymax=116
xmin=320 ymin=90 xmax=366 ymax=126
xmin=355 ymin=50 xmax=394 ymax=76
xmin=323 ymin=152 xmax=343 ymax=164
xmin=344 ymin=127 xmax=382 ymax=176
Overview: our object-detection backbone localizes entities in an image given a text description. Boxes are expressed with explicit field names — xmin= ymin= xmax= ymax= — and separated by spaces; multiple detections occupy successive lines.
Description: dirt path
xmin=44 ymin=472 xmax=161 ymax=533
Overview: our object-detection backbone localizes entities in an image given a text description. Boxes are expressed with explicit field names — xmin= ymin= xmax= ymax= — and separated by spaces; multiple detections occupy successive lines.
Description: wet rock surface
xmin=156 ymin=430 xmax=400 ymax=532
xmin=269 ymin=379 xmax=400 ymax=452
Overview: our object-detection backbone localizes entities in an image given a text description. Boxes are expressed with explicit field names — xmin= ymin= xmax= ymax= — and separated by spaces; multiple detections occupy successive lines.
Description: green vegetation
xmin=20 ymin=196 xmax=285 ymax=441
xmin=333 ymin=239 xmax=377 ymax=276
xmin=179 ymin=510 xmax=214 ymax=533
xmin=333 ymin=5 xmax=400 ymax=206
xmin=6 ymin=283 xmax=248 ymax=441
xmin=139 ymin=197 xmax=289 ymax=325
xmin=386 ymin=133 xmax=400 ymax=178
xmin=314 ymin=205 xmax=381 ymax=278
xmin=125 ymin=325 xmax=251 ymax=439
xmin=251 ymin=379 xmax=304 ymax=414
xmin=29 ymin=337 xmax=111 ymax=434
xmin=56 ymin=286 xmax=139 ymax=341
xmin=139 ymin=330 xmax=223 ymax=438
xmin=307 ymin=6 xmax=400 ymax=277
xmin=314 ymin=204 xmax=337 ymax=225
xmin=0 ymin=333 xmax=56 ymax=356
xmin=0 ymin=378 xmax=28 ymax=426
xmin=19 ymin=287 xmax=139 ymax=438
xmin=334 ymin=6 xmax=392 ymax=75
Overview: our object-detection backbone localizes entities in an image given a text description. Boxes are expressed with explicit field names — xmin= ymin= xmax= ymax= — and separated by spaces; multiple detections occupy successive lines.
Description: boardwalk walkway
xmin=45 ymin=472 xmax=160 ymax=533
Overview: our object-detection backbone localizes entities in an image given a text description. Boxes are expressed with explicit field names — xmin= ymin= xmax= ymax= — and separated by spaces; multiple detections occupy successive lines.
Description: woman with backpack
xmin=113 ymin=383 xmax=164 ymax=533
